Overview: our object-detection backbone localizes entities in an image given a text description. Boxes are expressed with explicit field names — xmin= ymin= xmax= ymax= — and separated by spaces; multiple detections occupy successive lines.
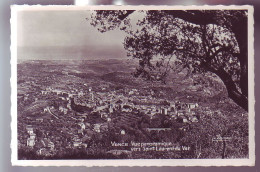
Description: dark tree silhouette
xmin=89 ymin=10 xmax=248 ymax=111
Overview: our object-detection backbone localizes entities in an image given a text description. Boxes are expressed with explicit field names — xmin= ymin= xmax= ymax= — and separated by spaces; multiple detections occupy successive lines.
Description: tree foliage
xmin=89 ymin=10 xmax=248 ymax=111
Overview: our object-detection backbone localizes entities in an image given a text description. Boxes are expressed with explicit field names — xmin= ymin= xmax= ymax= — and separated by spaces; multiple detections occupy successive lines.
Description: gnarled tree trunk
xmin=214 ymin=68 xmax=248 ymax=111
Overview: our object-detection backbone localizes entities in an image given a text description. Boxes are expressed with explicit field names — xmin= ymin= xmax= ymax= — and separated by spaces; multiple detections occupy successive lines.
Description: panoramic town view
xmin=17 ymin=59 xmax=248 ymax=159
xmin=16 ymin=9 xmax=249 ymax=160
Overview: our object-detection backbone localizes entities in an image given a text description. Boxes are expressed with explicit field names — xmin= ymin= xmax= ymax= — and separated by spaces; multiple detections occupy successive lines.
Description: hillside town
xmin=17 ymin=60 xmax=249 ymax=159
xmin=18 ymin=81 xmax=200 ymax=157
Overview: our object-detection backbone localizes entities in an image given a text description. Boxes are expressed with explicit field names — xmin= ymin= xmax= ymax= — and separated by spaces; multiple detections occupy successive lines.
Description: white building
xmin=93 ymin=124 xmax=101 ymax=133
xmin=43 ymin=107 xmax=48 ymax=113
xmin=36 ymin=118 xmax=43 ymax=123
xmin=95 ymin=105 xmax=107 ymax=112
xmin=48 ymin=142 xmax=55 ymax=150
xmin=30 ymin=133 xmax=36 ymax=140
xmin=160 ymin=107 xmax=168 ymax=115
xmin=120 ymin=129 xmax=126 ymax=135
xmin=26 ymin=125 xmax=34 ymax=135
xmin=187 ymin=103 xmax=198 ymax=109
xmin=78 ymin=122 xmax=86 ymax=130
xmin=27 ymin=138 xmax=35 ymax=147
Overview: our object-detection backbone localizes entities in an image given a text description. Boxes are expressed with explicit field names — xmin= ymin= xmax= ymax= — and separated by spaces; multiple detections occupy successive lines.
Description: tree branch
xmin=118 ymin=10 xmax=135 ymax=20
xmin=164 ymin=10 xmax=217 ymax=26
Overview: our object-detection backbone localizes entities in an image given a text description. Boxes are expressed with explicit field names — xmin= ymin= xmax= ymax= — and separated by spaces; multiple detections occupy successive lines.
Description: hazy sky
xmin=17 ymin=10 xmax=128 ymax=60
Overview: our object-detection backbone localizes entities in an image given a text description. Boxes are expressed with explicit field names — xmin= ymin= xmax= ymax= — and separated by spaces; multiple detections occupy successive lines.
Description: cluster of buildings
xmin=26 ymin=125 xmax=36 ymax=147
xmin=21 ymin=83 xmax=201 ymax=155
xmin=25 ymin=125 xmax=56 ymax=156
xmin=41 ymin=85 xmax=201 ymax=125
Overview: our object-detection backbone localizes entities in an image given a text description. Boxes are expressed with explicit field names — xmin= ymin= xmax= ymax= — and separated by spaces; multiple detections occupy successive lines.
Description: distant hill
xmin=17 ymin=59 xmax=227 ymax=100
xmin=68 ymin=72 xmax=98 ymax=80
xmin=77 ymin=59 xmax=136 ymax=75
xmin=101 ymin=72 xmax=138 ymax=86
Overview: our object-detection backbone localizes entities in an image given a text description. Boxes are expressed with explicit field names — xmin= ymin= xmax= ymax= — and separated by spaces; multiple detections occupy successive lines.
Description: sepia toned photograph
xmin=11 ymin=5 xmax=255 ymax=166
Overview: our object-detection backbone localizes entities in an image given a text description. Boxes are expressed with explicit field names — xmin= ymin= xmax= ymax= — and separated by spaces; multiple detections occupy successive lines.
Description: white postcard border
xmin=10 ymin=5 xmax=255 ymax=166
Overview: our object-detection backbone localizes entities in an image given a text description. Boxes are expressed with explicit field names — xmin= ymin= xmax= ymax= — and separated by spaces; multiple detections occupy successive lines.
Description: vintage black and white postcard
xmin=11 ymin=5 xmax=255 ymax=166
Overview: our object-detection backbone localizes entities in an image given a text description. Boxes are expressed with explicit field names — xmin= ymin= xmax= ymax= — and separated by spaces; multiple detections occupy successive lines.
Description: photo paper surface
xmin=11 ymin=5 xmax=255 ymax=166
